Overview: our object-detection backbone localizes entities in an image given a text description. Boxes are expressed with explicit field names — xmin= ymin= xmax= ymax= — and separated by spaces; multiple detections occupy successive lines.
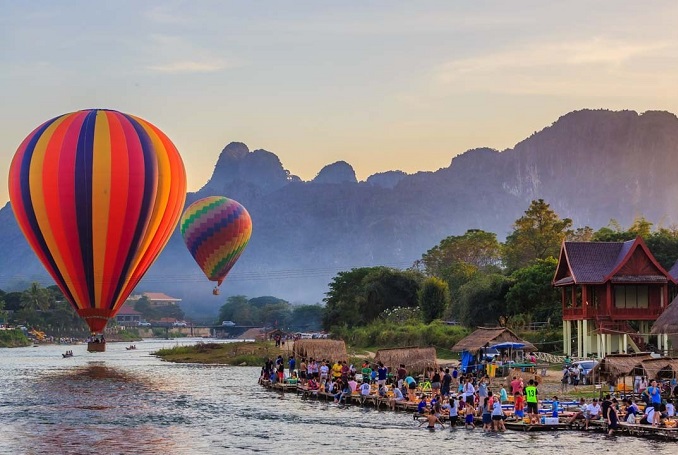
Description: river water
xmin=0 ymin=338 xmax=675 ymax=455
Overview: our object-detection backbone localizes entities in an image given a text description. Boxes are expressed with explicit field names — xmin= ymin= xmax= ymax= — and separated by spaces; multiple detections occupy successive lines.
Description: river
xmin=0 ymin=338 xmax=674 ymax=454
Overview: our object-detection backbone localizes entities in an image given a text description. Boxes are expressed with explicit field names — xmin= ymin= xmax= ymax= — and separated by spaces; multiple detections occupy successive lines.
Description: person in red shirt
xmin=510 ymin=376 xmax=522 ymax=395
xmin=514 ymin=391 xmax=525 ymax=421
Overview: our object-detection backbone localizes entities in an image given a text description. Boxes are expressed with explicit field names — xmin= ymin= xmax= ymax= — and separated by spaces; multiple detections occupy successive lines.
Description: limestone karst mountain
xmin=2 ymin=109 xmax=678 ymax=317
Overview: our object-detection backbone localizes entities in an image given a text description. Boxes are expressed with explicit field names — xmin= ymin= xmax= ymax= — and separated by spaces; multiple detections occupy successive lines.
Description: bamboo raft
xmin=259 ymin=380 xmax=678 ymax=441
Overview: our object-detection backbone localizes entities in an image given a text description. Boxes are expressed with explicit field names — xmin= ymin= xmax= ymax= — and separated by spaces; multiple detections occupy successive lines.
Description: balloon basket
xmin=212 ymin=288 xmax=220 ymax=296
xmin=87 ymin=342 xmax=106 ymax=352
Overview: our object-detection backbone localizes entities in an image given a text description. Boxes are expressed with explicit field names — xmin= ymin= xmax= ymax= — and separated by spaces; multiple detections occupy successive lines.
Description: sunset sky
xmin=2 ymin=1 xmax=677 ymax=204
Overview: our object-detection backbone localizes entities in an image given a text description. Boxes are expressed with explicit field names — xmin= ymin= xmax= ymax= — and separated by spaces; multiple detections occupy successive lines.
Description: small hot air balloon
xmin=8 ymin=109 xmax=186 ymax=351
xmin=180 ymin=196 xmax=252 ymax=294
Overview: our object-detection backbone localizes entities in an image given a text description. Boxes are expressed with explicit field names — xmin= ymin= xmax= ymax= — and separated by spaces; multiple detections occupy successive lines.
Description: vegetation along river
xmin=0 ymin=338 xmax=675 ymax=455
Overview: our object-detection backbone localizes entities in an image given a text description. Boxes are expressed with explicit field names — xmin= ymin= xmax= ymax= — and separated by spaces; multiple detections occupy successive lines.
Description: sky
xmin=2 ymin=1 xmax=678 ymax=205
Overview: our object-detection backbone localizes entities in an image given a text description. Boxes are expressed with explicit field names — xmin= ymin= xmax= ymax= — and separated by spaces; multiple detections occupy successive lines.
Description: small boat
xmin=126 ymin=345 xmax=137 ymax=350
xmin=62 ymin=352 xmax=73 ymax=358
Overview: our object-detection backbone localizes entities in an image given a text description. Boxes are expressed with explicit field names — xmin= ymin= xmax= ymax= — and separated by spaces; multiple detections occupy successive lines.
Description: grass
xmin=153 ymin=341 xmax=281 ymax=366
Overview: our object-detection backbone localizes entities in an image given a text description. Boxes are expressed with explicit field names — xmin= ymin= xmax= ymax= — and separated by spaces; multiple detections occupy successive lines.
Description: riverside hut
xmin=592 ymin=352 xmax=654 ymax=382
xmin=651 ymin=294 xmax=678 ymax=354
xmin=293 ymin=339 xmax=347 ymax=362
xmin=373 ymin=347 xmax=437 ymax=375
xmin=640 ymin=358 xmax=678 ymax=381
xmin=451 ymin=327 xmax=536 ymax=373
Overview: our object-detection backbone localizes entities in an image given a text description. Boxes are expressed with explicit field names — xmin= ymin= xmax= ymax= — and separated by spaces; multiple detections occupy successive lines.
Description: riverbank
xmin=153 ymin=340 xmax=289 ymax=365
xmin=0 ymin=329 xmax=31 ymax=347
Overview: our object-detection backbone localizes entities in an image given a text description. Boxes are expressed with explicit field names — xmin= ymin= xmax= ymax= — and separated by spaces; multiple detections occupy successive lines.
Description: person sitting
xmin=567 ymin=398 xmax=588 ymax=425
xmin=586 ymin=398 xmax=601 ymax=429
xmin=623 ymin=398 xmax=640 ymax=423
xmin=390 ymin=385 xmax=406 ymax=410
xmin=358 ymin=380 xmax=371 ymax=405
xmin=417 ymin=396 xmax=429 ymax=415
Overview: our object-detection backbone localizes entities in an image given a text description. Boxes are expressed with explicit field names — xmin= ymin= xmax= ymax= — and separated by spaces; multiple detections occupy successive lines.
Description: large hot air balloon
xmin=180 ymin=196 xmax=252 ymax=294
xmin=8 ymin=109 xmax=186 ymax=350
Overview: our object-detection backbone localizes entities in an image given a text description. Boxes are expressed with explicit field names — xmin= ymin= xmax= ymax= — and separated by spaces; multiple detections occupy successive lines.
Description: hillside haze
xmin=2 ymin=109 xmax=678 ymax=317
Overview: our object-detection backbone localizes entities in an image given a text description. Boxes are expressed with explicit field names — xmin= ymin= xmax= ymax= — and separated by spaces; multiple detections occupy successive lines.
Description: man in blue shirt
xmin=647 ymin=380 xmax=662 ymax=426
xmin=288 ymin=356 xmax=296 ymax=376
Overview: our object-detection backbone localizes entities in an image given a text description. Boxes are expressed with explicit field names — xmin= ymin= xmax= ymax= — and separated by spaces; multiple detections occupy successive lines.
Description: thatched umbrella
xmin=293 ymin=339 xmax=347 ymax=362
xmin=373 ymin=346 xmax=438 ymax=374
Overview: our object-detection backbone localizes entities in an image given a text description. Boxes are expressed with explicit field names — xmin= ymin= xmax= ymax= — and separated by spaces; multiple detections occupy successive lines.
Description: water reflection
xmin=1 ymin=340 xmax=677 ymax=455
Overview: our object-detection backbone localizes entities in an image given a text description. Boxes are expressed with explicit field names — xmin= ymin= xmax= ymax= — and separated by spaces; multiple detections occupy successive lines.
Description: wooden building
xmin=553 ymin=237 xmax=674 ymax=357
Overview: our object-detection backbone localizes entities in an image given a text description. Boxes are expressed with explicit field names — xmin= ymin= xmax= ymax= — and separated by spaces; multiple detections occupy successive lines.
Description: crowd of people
xmin=260 ymin=354 xmax=678 ymax=435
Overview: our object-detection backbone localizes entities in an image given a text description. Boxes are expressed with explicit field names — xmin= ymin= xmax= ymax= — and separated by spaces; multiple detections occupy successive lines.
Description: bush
xmin=332 ymin=320 xmax=469 ymax=350
xmin=0 ymin=329 xmax=31 ymax=347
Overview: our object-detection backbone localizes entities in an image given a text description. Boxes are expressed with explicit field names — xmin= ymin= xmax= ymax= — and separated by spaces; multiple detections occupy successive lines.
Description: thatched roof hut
xmin=373 ymin=347 xmax=438 ymax=374
xmin=652 ymin=295 xmax=678 ymax=335
xmin=592 ymin=353 xmax=654 ymax=381
xmin=293 ymin=339 xmax=347 ymax=362
xmin=451 ymin=327 xmax=536 ymax=353
xmin=641 ymin=358 xmax=678 ymax=380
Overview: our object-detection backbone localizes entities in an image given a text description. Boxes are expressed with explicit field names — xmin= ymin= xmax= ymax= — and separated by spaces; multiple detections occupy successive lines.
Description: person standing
xmin=441 ymin=368 xmax=452 ymax=397
xmin=607 ymin=398 xmax=619 ymax=435
xmin=463 ymin=377 xmax=475 ymax=404
xmin=377 ymin=363 xmax=388 ymax=388
xmin=288 ymin=355 xmax=296 ymax=377
xmin=647 ymin=380 xmax=662 ymax=426
xmin=524 ymin=379 xmax=539 ymax=423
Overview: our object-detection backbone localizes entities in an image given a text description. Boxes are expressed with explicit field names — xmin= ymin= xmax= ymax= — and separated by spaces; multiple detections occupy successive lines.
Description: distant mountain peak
xmin=313 ymin=161 xmax=357 ymax=184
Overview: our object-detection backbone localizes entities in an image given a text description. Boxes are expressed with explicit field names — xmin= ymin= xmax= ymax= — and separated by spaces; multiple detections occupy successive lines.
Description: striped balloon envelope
xmin=180 ymin=196 xmax=252 ymax=293
xmin=8 ymin=109 xmax=187 ymax=334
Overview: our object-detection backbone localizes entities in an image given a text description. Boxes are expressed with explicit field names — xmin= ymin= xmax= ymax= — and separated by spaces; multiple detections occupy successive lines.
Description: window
xmin=614 ymin=285 xmax=649 ymax=309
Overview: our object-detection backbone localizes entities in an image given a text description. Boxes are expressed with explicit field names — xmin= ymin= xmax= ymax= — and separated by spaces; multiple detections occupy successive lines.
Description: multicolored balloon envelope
xmin=8 ymin=109 xmax=187 ymax=334
xmin=180 ymin=196 xmax=252 ymax=292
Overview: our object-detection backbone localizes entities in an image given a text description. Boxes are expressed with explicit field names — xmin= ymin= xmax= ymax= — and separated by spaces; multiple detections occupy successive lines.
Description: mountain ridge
xmin=2 ymin=108 xmax=678 ymax=317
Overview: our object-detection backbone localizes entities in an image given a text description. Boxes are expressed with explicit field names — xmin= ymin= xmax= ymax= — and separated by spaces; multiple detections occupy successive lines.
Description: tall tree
xmin=505 ymin=258 xmax=560 ymax=322
xmin=417 ymin=229 xmax=502 ymax=308
xmin=419 ymin=277 xmax=450 ymax=323
xmin=457 ymin=274 xmax=511 ymax=327
xmin=20 ymin=282 xmax=52 ymax=312
xmin=503 ymin=199 xmax=572 ymax=271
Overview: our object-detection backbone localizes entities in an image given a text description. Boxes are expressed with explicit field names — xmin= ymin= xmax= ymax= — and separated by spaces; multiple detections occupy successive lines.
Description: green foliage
xmin=419 ymin=277 xmax=450 ymax=323
xmin=379 ymin=306 xmax=421 ymax=324
xmin=505 ymin=258 xmax=560 ymax=322
xmin=333 ymin=320 xmax=469 ymax=350
xmin=133 ymin=295 xmax=185 ymax=322
xmin=503 ymin=199 xmax=572 ymax=271
xmin=216 ymin=295 xmax=323 ymax=332
xmin=418 ymin=229 xmax=502 ymax=306
xmin=457 ymin=273 xmax=511 ymax=327
xmin=322 ymin=267 xmax=423 ymax=329
xmin=0 ymin=328 xmax=31 ymax=347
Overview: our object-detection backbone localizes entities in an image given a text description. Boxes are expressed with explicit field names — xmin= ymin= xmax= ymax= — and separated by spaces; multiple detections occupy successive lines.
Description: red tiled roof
xmin=142 ymin=292 xmax=181 ymax=302
xmin=116 ymin=303 xmax=141 ymax=315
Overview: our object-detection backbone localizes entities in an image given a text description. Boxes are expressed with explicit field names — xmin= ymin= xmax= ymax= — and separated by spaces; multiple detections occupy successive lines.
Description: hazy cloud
xmin=434 ymin=37 xmax=676 ymax=97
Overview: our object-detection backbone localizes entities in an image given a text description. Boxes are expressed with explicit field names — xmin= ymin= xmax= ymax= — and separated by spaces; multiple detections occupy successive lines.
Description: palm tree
xmin=20 ymin=282 xmax=52 ymax=313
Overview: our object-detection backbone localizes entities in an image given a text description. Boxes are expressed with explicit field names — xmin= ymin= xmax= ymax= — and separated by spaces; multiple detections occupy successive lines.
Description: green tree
xmin=419 ymin=277 xmax=450 ymax=323
xmin=647 ymin=227 xmax=678 ymax=270
xmin=503 ymin=199 xmax=572 ymax=271
xmin=289 ymin=304 xmax=324 ymax=332
xmin=322 ymin=267 xmax=422 ymax=329
xmin=323 ymin=267 xmax=380 ymax=329
xmin=505 ymin=258 xmax=560 ymax=323
xmin=457 ymin=274 xmax=511 ymax=327
xmin=218 ymin=295 xmax=252 ymax=324
xmin=20 ymin=282 xmax=52 ymax=312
